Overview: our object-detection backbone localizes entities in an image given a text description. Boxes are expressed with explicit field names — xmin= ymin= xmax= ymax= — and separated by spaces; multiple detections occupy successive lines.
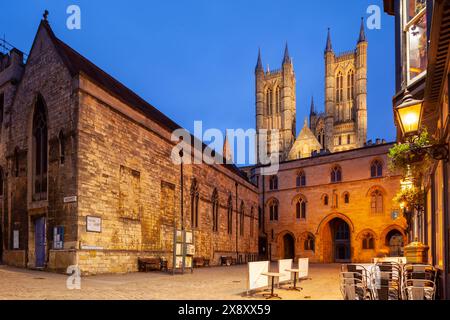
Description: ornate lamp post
xmin=394 ymin=91 xmax=448 ymax=263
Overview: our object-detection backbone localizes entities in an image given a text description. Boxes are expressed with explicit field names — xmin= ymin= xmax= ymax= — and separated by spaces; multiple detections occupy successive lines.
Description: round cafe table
xmin=285 ymin=269 xmax=303 ymax=291
xmin=261 ymin=272 xmax=283 ymax=299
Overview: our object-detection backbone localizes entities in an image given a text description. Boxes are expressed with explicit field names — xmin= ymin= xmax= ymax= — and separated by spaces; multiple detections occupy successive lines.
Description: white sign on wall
xmin=86 ymin=216 xmax=101 ymax=233
xmin=13 ymin=230 xmax=19 ymax=249
xmin=64 ymin=196 xmax=77 ymax=203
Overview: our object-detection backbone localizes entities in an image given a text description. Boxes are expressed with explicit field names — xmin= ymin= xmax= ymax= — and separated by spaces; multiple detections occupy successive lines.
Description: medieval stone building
xmin=0 ymin=19 xmax=259 ymax=274
xmin=246 ymin=20 xmax=406 ymax=263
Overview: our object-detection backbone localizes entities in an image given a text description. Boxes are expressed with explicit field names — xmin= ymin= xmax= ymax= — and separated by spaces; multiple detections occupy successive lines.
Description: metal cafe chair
xmin=402 ymin=264 xmax=437 ymax=300
xmin=371 ymin=262 xmax=402 ymax=300
xmin=340 ymin=265 xmax=373 ymax=300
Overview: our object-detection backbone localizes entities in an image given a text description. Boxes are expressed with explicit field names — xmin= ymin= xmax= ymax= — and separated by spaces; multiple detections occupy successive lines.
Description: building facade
xmin=0 ymin=19 xmax=259 ymax=274
xmin=384 ymin=0 xmax=450 ymax=299
xmin=250 ymin=143 xmax=406 ymax=263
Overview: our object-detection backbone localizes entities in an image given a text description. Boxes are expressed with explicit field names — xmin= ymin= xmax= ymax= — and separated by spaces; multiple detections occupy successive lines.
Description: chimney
xmin=376 ymin=138 xmax=381 ymax=145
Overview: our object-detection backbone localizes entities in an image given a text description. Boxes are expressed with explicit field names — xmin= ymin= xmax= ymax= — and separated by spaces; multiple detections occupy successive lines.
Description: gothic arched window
xmin=212 ymin=189 xmax=219 ymax=232
xmin=190 ymin=179 xmax=199 ymax=228
xmin=296 ymin=198 xmax=306 ymax=219
xmin=336 ymin=72 xmax=343 ymax=103
xmin=275 ymin=87 xmax=281 ymax=113
xmin=370 ymin=160 xmax=383 ymax=178
xmin=227 ymin=195 xmax=233 ymax=234
xmin=343 ymin=192 xmax=350 ymax=204
xmin=370 ymin=189 xmax=383 ymax=214
xmin=323 ymin=194 xmax=329 ymax=206
xmin=33 ymin=95 xmax=48 ymax=200
xmin=239 ymin=201 xmax=245 ymax=236
xmin=331 ymin=165 xmax=342 ymax=183
xmin=296 ymin=170 xmax=306 ymax=187
xmin=317 ymin=128 xmax=325 ymax=149
xmin=269 ymin=175 xmax=278 ymax=190
xmin=268 ymin=199 xmax=279 ymax=221
xmin=59 ymin=130 xmax=65 ymax=165
xmin=266 ymin=88 xmax=273 ymax=115
xmin=362 ymin=233 xmax=375 ymax=249
xmin=347 ymin=70 xmax=354 ymax=100
xmin=304 ymin=234 xmax=315 ymax=251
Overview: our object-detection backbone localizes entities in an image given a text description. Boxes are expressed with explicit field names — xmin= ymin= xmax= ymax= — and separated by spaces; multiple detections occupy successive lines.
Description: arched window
xmin=331 ymin=165 xmax=342 ymax=183
xmin=371 ymin=189 xmax=383 ymax=213
xmin=266 ymin=88 xmax=273 ymax=115
xmin=370 ymin=160 xmax=383 ymax=178
xmin=190 ymin=179 xmax=199 ymax=228
xmin=275 ymin=86 xmax=282 ymax=113
xmin=239 ymin=201 xmax=245 ymax=236
xmin=362 ymin=233 xmax=375 ymax=249
xmin=343 ymin=192 xmax=350 ymax=204
xmin=227 ymin=195 xmax=233 ymax=234
xmin=323 ymin=194 xmax=329 ymax=206
xmin=296 ymin=170 xmax=306 ymax=187
xmin=212 ymin=189 xmax=219 ymax=232
xmin=32 ymin=96 xmax=48 ymax=200
xmin=304 ymin=234 xmax=315 ymax=251
xmin=317 ymin=128 xmax=325 ymax=149
xmin=268 ymin=199 xmax=279 ymax=221
xmin=336 ymin=72 xmax=343 ymax=103
xmin=296 ymin=198 xmax=306 ymax=219
xmin=250 ymin=207 xmax=254 ymax=237
xmin=14 ymin=147 xmax=19 ymax=177
xmin=347 ymin=70 xmax=354 ymax=100
xmin=269 ymin=175 xmax=278 ymax=190
xmin=59 ymin=130 xmax=65 ymax=165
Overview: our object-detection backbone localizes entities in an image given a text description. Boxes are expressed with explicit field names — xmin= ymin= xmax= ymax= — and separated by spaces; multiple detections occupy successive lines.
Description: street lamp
xmin=395 ymin=91 xmax=423 ymax=138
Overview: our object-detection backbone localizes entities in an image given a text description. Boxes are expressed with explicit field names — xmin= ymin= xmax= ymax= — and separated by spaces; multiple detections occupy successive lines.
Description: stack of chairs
xmin=340 ymin=264 xmax=373 ymax=300
xmin=402 ymin=264 xmax=437 ymax=300
xmin=371 ymin=262 xmax=402 ymax=300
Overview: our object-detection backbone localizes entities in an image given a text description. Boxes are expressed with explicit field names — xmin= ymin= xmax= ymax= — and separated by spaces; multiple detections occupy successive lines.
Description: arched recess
xmin=365 ymin=185 xmax=387 ymax=197
xmin=315 ymin=212 xmax=355 ymax=236
xmin=380 ymin=225 xmax=407 ymax=245
xmin=355 ymin=228 xmax=378 ymax=241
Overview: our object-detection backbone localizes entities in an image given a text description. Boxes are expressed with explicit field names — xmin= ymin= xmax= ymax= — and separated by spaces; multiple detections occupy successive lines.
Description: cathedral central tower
xmin=255 ymin=45 xmax=296 ymax=163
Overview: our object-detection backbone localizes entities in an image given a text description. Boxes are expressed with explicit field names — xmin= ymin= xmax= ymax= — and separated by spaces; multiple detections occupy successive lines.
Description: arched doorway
xmin=282 ymin=233 xmax=295 ymax=259
xmin=386 ymin=229 xmax=404 ymax=257
xmin=330 ymin=218 xmax=351 ymax=262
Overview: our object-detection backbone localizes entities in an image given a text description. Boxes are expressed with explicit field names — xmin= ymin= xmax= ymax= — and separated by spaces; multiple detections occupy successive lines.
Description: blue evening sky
xmin=1 ymin=0 xmax=396 ymax=148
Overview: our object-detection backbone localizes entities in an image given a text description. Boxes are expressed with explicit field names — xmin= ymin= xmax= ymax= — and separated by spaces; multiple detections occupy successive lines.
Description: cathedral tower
xmin=255 ymin=45 xmax=296 ymax=163
xmin=311 ymin=21 xmax=368 ymax=152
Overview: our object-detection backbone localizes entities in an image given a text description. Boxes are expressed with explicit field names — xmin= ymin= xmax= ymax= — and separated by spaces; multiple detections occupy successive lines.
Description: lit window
xmin=403 ymin=1 xmax=427 ymax=83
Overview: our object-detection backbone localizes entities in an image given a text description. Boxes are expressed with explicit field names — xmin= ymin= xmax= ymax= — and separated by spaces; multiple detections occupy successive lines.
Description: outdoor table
xmin=285 ymin=269 xmax=302 ymax=291
xmin=261 ymin=272 xmax=283 ymax=299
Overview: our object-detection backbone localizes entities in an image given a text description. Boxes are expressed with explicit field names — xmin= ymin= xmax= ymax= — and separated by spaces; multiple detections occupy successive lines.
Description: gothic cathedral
xmin=256 ymin=20 xmax=368 ymax=162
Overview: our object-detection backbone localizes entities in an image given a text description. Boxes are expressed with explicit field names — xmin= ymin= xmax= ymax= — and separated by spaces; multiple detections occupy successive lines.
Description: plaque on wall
xmin=86 ymin=216 xmax=102 ymax=233
xmin=64 ymin=196 xmax=77 ymax=203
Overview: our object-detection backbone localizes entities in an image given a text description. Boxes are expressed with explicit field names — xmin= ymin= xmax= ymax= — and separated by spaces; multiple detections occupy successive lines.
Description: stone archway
xmin=317 ymin=213 xmax=354 ymax=263
xmin=282 ymin=233 xmax=295 ymax=259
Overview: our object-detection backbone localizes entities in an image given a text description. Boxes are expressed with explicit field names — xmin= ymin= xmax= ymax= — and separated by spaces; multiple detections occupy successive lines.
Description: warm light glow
xmin=397 ymin=102 xmax=422 ymax=135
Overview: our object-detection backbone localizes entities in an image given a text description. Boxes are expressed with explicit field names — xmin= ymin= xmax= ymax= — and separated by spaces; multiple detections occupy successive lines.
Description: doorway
xmin=330 ymin=218 xmax=351 ymax=262
xmin=386 ymin=230 xmax=404 ymax=257
xmin=282 ymin=233 xmax=295 ymax=259
xmin=34 ymin=217 xmax=46 ymax=268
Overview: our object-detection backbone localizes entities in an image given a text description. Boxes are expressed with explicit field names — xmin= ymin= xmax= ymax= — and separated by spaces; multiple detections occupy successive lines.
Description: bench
xmin=138 ymin=257 xmax=162 ymax=272
xmin=221 ymin=256 xmax=233 ymax=266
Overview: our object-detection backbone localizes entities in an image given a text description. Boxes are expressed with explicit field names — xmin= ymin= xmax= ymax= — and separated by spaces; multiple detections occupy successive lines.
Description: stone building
xmin=0 ymin=19 xmax=259 ymax=274
xmin=250 ymin=142 xmax=407 ymax=263
xmin=246 ymin=20 xmax=405 ymax=263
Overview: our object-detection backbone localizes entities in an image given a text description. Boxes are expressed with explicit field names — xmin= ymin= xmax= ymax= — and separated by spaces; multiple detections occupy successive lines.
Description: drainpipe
xmin=235 ymin=182 xmax=238 ymax=263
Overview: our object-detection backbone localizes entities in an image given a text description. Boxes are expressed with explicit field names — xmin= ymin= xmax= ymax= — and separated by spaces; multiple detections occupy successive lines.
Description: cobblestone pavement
xmin=0 ymin=263 xmax=342 ymax=300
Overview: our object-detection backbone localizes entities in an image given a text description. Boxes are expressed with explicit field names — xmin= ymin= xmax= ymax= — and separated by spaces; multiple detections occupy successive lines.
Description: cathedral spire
xmin=310 ymin=96 xmax=316 ymax=115
xmin=223 ymin=134 xmax=233 ymax=164
xmin=358 ymin=18 xmax=366 ymax=43
xmin=282 ymin=42 xmax=291 ymax=64
xmin=325 ymin=28 xmax=333 ymax=53
xmin=255 ymin=48 xmax=263 ymax=72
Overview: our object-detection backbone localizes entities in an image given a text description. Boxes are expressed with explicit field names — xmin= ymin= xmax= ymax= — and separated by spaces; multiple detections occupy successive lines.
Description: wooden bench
xmin=138 ymin=258 xmax=161 ymax=272
xmin=221 ymin=256 xmax=233 ymax=266
xmin=193 ymin=257 xmax=204 ymax=268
